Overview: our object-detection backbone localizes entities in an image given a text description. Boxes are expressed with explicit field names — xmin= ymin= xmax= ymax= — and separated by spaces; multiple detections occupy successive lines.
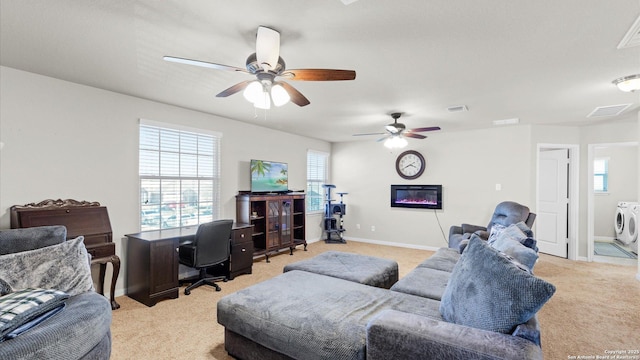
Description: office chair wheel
xmin=184 ymin=289 xmax=191 ymax=295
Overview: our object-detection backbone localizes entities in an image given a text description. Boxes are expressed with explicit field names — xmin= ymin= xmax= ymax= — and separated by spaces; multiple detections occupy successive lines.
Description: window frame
xmin=138 ymin=119 xmax=222 ymax=231
xmin=306 ymin=150 xmax=329 ymax=214
xmin=593 ymin=157 xmax=609 ymax=194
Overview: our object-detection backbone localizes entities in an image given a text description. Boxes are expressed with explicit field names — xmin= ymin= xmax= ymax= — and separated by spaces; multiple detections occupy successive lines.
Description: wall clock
xmin=395 ymin=150 xmax=426 ymax=180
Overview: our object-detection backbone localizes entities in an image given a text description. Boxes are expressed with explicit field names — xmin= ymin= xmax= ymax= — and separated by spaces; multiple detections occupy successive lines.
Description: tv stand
xmin=236 ymin=193 xmax=306 ymax=262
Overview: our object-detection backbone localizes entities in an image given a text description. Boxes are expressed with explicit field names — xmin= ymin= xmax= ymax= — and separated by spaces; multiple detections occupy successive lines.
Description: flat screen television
xmin=250 ymin=159 xmax=289 ymax=193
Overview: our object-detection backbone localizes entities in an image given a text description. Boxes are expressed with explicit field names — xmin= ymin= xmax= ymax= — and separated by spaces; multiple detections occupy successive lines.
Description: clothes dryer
xmin=615 ymin=201 xmax=638 ymax=245
xmin=628 ymin=204 xmax=638 ymax=254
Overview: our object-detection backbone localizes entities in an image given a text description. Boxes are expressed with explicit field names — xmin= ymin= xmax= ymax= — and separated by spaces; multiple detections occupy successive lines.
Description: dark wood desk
xmin=125 ymin=223 xmax=252 ymax=307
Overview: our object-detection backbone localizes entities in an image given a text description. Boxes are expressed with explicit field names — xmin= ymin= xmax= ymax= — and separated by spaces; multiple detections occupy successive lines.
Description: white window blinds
xmin=139 ymin=120 xmax=221 ymax=230
xmin=307 ymin=150 xmax=329 ymax=212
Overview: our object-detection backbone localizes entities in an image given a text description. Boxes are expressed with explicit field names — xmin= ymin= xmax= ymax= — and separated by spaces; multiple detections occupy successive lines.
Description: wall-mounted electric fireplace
xmin=391 ymin=185 xmax=443 ymax=209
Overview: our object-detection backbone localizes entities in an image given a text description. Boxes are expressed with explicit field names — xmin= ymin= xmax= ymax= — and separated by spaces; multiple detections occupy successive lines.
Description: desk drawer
xmin=232 ymin=227 xmax=252 ymax=244
xmin=87 ymin=243 xmax=115 ymax=259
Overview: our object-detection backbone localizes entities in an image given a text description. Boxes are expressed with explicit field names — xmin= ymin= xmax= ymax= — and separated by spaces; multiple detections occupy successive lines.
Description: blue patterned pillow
xmin=439 ymin=237 xmax=556 ymax=334
xmin=0 ymin=288 xmax=69 ymax=340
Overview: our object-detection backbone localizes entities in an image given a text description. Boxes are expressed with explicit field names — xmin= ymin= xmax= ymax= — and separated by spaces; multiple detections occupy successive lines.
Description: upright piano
xmin=10 ymin=199 xmax=120 ymax=309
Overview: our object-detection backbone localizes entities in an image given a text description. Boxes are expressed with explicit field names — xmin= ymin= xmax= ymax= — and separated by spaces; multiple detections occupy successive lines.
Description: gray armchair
xmin=0 ymin=226 xmax=111 ymax=360
xmin=449 ymin=201 xmax=536 ymax=252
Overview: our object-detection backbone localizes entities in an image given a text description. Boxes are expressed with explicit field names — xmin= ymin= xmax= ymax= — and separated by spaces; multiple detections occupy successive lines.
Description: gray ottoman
xmin=283 ymin=251 xmax=398 ymax=289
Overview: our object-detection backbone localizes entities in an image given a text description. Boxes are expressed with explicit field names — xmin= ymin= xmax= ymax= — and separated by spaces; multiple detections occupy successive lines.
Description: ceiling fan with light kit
xmin=353 ymin=112 xmax=441 ymax=148
xmin=164 ymin=26 xmax=356 ymax=109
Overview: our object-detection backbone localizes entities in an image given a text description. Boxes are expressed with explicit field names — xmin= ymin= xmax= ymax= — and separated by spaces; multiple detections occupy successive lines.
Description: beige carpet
xmin=110 ymin=241 xmax=640 ymax=360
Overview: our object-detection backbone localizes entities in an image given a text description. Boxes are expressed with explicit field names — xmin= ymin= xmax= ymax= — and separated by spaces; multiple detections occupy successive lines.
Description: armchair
xmin=0 ymin=226 xmax=111 ymax=360
xmin=449 ymin=201 xmax=536 ymax=252
xmin=179 ymin=219 xmax=233 ymax=295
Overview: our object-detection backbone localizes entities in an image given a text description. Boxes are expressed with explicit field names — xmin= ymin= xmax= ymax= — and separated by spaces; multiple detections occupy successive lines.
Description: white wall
xmin=331 ymin=125 xmax=533 ymax=249
xmin=0 ymin=66 xmax=330 ymax=296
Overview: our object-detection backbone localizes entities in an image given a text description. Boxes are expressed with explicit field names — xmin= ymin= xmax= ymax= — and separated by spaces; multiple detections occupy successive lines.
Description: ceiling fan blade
xmin=409 ymin=126 xmax=441 ymax=132
xmin=216 ymin=80 xmax=253 ymax=97
xmin=404 ymin=133 xmax=427 ymax=139
xmin=281 ymin=69 xmax=356 ymax=81
xmin=256 ymin=26 xmax=280 ymax=72
xmin=163 ymin=56 xmax=249 ymax=73
xmin=376 ymin=135 xmax=390 ymax=142
xmin=352 ymin=132 xmax=386 ymax=136
xmin=279 ymin=82 xmax=311 ymax=107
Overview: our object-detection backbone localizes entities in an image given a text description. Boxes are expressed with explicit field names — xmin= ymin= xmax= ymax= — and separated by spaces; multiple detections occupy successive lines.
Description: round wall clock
xmin=395 ymin=150 xmax=426 ymax=180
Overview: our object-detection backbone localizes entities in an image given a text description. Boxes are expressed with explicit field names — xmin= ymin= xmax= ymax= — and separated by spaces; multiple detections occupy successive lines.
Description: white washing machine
xmin=628 ymin=204 xmax=638 ymax=254
xmin=615 ymin=201 xmax=638 ymax=245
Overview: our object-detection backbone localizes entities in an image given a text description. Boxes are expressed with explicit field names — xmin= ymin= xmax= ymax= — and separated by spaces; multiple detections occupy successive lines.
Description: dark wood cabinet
xmin=229 ymin=226 xmax=254 ymax=279
xmin=126 ymin=233 xmax=179 ymax=307
xmin=236 ymin=193 xmax=306 ymax=262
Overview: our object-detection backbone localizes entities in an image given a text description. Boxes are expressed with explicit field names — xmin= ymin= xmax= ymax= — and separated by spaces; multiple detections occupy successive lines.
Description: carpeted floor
xmin=110 ymin=240 xmax=640 ymax=360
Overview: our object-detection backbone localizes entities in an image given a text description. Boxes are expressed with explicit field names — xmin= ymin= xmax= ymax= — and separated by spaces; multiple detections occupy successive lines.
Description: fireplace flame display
xmin=391 ymin=185 xmax=442 ymax=209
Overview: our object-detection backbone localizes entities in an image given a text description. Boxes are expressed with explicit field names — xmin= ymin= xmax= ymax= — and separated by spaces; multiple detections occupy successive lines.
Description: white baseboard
xmin=594 ymin=236 xmax=615 ymax=242
xmin=344 ymin=237 xmax=441 ymax=252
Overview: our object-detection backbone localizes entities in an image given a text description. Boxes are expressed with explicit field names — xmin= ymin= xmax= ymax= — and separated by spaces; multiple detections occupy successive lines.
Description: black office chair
xmin=178 ymin=219 xmax=233 ymax=295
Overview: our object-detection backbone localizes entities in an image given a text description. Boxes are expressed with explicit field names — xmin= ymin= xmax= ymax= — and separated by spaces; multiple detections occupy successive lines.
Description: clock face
xmin=396 ymin=150 xmax=425 ymax=179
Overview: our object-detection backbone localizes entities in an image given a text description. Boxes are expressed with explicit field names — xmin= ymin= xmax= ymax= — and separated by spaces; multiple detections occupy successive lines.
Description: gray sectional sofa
xmin=0 ymin=226 xmax=112 ymax=360
xmin=218 ymin=222 xmax=555 ymax=360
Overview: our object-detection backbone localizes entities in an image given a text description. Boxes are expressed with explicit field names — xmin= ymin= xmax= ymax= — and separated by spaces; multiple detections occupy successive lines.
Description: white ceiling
xmin=1 ymin=0 xmax=639 ymax=142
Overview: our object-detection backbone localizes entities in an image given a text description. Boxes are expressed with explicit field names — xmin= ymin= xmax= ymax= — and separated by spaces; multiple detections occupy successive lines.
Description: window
xmin=593 ymin=158 xmax=608 ymax=193
xmin=307 ymin=150 xmax=329 ymax=213
xmin=139 ymin=120 xmax=221 ymax=230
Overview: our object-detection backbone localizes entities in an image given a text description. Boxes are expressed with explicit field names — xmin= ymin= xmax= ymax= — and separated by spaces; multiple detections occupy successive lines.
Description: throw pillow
xmin=0 ymin=288 xmax=69 ymax=340
xmin=0 ymin=237 xmax=94 ymax=296
xmin=486 ymin=224 xmax=506 ymax=245
xmin=490 ymin=235 xmax=539 ymax=270
xmin=439 ymin=237 xmax=556 ymax=334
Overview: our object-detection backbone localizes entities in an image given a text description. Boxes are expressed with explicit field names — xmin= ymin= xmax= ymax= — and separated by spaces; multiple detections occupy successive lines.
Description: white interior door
xmin=537 ymin=149 xmax=569 ymax=257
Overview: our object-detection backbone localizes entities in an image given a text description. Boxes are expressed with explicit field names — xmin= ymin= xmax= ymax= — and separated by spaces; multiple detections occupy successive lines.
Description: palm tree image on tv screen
xmin=250 ymin=160 xmax=288 ymax=193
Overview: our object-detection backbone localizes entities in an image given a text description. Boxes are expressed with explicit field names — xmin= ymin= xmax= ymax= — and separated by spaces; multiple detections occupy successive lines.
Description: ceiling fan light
xmin=243 ymin=81 xmax=263 ymax=103
xmin=612 ymin=74 xmax=640 ymax=92
xmin=384 ymin=135 xmax=408 ymax=149
xmin=253 ymin=91 xmax=271 ymax=109
xmin=271 ymin=83 xmax=290 ymax=106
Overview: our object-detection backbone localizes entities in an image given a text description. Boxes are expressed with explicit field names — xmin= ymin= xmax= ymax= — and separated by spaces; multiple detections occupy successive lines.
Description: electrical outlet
xmin=371 ymin=226 xmax=376 ymax=232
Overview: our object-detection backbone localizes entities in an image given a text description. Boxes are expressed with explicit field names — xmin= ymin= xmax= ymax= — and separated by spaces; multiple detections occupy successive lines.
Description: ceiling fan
xmin=353 ymin=113 xmax=441 ymax=148
xmin=163 ymin=26 xmax=356 ymax=109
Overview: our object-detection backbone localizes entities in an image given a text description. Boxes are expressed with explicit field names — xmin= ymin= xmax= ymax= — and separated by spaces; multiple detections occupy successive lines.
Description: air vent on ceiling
xmin=447 ymin=105 xmax=468 ymax=112
xmin=587 ymin=104 xmax=631 ymax=117
xmin=618 ymin=14 xmax=640 ymax=49
xmin=492 ymin=118 xmax=520 ymax=126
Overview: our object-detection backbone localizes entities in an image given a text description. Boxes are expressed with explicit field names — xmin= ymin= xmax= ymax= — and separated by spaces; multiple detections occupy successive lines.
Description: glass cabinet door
xmin=280 ymin=200 xmax=292 ymax=245
xmin=267 ymin=201 xmax=280 ymax=248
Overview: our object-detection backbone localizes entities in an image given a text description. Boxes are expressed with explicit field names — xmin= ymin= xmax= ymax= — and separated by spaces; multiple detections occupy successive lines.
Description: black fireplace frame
xmin=390 ymin=184 xmax=443 ymax=210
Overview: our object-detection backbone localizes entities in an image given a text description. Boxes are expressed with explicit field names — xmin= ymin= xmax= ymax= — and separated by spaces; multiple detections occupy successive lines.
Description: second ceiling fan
xmin=353 ymin=113 xmax=441 ymax=148
xmin=164 ymin=26 xmax=356 ymax=109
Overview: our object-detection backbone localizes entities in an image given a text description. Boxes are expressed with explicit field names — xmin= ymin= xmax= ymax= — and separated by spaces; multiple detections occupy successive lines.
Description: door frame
xmin=587 ymin=141 xmax=639 ymax=262
xmin=536 ymin=143 xmax=580 ymax=260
